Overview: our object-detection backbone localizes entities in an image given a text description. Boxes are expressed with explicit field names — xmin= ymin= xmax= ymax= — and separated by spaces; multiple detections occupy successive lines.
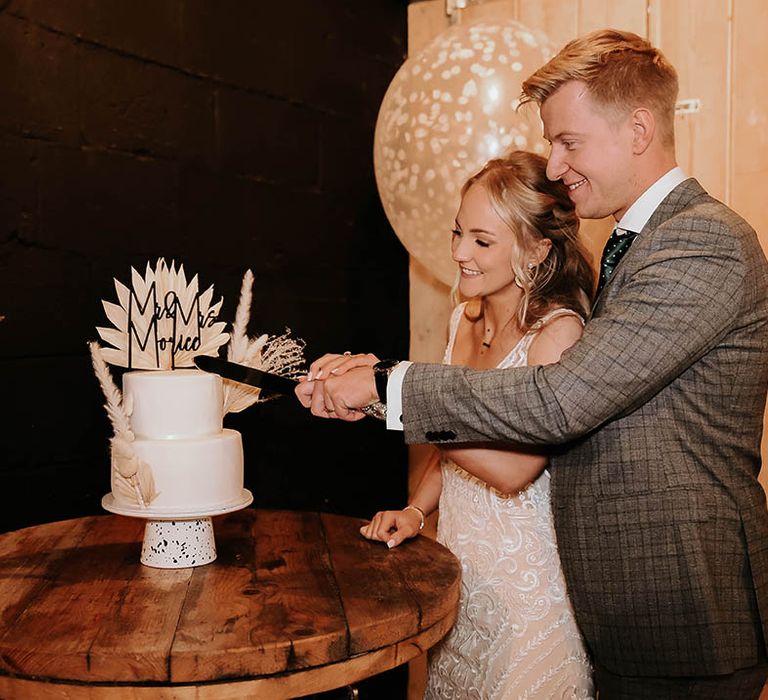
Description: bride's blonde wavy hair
xmin=452 ymin=150 xmax=594 ymax=329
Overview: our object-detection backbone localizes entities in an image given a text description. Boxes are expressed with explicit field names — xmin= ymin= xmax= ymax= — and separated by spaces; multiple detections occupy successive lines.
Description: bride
xmin=360 ymin=150 xmax=596 ymax=698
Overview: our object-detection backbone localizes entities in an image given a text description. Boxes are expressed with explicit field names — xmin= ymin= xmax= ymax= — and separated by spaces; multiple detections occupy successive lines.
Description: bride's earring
xmin=515 ymin=262 xmax=535 ymax=289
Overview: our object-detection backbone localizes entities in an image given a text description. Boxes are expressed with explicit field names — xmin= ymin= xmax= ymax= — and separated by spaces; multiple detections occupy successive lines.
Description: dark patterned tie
xmin=597 ymin=227 xmax=638 ymax=295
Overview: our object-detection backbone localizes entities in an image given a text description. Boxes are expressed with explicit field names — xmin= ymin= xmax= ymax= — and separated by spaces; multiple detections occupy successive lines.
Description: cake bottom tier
xmin=112 ymin=429 xmax=244 ymax=513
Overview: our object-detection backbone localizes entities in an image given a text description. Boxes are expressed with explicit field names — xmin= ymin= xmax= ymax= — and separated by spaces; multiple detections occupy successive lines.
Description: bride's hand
xmin=307 ymin=352 xmax=379 ymax=381
xmin=294 ymin=374 xmax=315 ymax=408
xmin=360 ymin=508 xmax=422 ymax=549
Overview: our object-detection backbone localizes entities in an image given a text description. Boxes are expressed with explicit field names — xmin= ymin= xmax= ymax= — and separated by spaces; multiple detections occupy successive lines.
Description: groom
xmin=297 ymin=29 xmax=768 ymax=696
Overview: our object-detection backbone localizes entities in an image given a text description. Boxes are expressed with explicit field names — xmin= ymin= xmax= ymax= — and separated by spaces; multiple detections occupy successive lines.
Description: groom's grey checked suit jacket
xmin=401 ymin=178 xmax=768 ymax=677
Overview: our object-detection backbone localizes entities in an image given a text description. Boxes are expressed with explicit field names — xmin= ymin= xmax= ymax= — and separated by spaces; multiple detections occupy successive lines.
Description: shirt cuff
xmin=385 ymin=361 xmax=411 ymax=431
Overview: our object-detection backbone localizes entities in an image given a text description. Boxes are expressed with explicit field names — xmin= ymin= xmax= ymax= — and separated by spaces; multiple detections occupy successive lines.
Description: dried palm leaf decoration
xmin=223 ymin=269 xmax=305 ymax=414
xmin=89 ymin=341 xmax=157 ymax=507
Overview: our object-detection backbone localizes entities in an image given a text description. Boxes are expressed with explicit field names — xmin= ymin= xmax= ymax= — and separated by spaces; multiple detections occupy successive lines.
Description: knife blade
xmin=194 ymin=355 xmax=298 ymax=395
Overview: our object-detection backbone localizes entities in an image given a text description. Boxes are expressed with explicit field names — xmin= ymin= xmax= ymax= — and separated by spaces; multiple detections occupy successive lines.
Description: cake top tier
xmin=124 ymin=370 xmax=223 ymax=440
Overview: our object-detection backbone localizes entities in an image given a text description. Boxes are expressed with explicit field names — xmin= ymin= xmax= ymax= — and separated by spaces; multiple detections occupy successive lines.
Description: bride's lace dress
xmin=425 ymin=304 xmax=594 ymax=700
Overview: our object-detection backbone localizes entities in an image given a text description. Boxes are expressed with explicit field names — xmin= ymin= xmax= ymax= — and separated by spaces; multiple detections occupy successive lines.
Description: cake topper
xmin=96 ymin=258 xmax=229 ymax=369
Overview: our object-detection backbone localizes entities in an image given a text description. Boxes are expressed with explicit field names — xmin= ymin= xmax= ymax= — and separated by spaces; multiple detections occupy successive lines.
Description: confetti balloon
xmin=374 ymin=20 xmax=553 ymax=286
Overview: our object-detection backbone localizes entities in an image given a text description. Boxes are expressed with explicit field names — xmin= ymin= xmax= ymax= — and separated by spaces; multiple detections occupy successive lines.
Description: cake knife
xmin=194 ymin=355 xmax=298 ymax=395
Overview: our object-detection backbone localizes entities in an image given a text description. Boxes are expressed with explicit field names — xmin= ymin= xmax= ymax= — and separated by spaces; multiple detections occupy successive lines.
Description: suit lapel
xmin=642 ymin=177 xmax=705 ymax=234
xmin=589 ymin=178 xmax=707 ymax=319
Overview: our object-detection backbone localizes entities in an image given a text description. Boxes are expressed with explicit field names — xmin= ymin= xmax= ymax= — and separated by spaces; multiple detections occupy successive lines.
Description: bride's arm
xmin=360 ymin=446 xmax=442 ymax=548
xmin=444 ymin=315 xmax=584 ymax=494
xmin=441 ymin=444 xmax=547 ymax=495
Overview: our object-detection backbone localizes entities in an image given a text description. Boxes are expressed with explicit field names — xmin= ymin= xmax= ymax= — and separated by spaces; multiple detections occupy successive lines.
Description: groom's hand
xmin=321 ymin=366 xmax=379 ymax=421
xmin=295 ymin=353 xmax=380 ymax=421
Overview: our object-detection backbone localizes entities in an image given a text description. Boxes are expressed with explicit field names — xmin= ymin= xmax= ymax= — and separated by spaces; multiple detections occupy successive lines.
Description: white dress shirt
xmin=616 ymin=166 xmax=687 ymax=234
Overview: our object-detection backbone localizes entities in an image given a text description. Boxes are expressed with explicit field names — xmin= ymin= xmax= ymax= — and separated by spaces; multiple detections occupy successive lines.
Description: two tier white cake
xmin=114 ymin=369 xmax=245 ymax=514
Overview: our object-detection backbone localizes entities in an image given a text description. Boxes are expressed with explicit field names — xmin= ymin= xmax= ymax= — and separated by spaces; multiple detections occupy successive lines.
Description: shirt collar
xmin=616 ymin=166 xmax=688 ymax=234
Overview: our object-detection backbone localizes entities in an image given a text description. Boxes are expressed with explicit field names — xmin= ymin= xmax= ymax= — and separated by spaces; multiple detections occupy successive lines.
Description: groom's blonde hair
xmin=521 ymin=29 xmax=679 ymax=147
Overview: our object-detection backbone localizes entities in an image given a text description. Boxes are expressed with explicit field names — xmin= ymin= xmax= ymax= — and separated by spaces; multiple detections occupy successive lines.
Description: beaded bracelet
xmin=403 ymin=504 xmax=425 ymax=531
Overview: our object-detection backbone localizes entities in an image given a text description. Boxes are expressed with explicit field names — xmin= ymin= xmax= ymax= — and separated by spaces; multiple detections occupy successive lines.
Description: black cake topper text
xmin=127 ymin=284 xmax=218 ymax=369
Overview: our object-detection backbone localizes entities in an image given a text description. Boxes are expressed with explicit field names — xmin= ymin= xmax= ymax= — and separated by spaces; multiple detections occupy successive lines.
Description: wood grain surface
xmin=0 ymin=509 xmax=460 ymax=699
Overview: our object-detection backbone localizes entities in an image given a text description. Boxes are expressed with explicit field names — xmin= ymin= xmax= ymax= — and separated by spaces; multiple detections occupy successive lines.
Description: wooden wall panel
xmin=730 ymin=0 xmax=768 ymax=493
xmin=406 ymin=0 xmax=447 ymax=51
xmin=578 ymin=0 xmax=647 ymax=34
xmin=517 ymin=0 xmax=579 ymax=45
xmin=650 ymin=0 xmax=731 ymax=201
xmin=731 ymin=0 xmax=768 ymax=250
xmin=462 ymin=0 xmax=516 ymax=24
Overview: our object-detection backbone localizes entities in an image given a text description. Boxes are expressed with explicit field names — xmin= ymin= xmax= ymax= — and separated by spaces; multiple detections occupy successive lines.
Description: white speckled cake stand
xmin=101 ymin=490 xmax=253 ymax=569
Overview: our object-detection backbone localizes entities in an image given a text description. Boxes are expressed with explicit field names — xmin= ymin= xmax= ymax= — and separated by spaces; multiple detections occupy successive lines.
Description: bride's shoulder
xmin=527 ymin=308 xmax=584 ymax=366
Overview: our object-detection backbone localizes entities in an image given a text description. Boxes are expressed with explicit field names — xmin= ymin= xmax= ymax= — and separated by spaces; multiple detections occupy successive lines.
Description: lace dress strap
xmin=530 ymin=306 xmax=584 ymax=332
xmin=443 ymin=303 xmax=468 ymax=365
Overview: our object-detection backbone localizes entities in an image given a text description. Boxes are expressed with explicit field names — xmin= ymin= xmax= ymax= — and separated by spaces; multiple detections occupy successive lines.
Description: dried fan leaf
xmin=208 ymin=297 xmax=224 ymax=318
xmin=131 ymin=266 xmax=150 ymax=308
xmin=96 ymin=326 xmax=127 ymax=351
xmin=101 ymin=301 xmax=127 ymax=333
xmin=95 ymin=258 xmax=229 ymax=369
xmin=100 ymin=347 xmax=155 ymax=370
xmin=179 ymin=266 xmax=190 ymax=296
xmin=176 ymin=273 xmax=197 ymax=321
xmin=113 ymin=471 xmax=139 ymax=504
xmin=111 ymin=443 xmax=157 ymax=508
xmin=111 ymin=437 xmax=138 ymax=478
xmin=114 ymin=278 xmax=131 ymax=311
xmin=208 ymin=321 xmax=228 ymax=337
xmin=223 ymin=380 xmax=264 ymax=414
xmin=137 ymin=460 xmax=158 ymax=504
xmin=198 ymin=284 xmax=214 ymax=313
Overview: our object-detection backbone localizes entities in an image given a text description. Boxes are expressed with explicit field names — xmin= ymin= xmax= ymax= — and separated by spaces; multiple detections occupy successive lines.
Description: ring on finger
xmin=343 ymin=351 xmax=352 ymax=355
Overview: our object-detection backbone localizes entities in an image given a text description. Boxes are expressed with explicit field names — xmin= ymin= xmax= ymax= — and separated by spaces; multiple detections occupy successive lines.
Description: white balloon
xmin=374 ymin=20 xmax=553 ymax=286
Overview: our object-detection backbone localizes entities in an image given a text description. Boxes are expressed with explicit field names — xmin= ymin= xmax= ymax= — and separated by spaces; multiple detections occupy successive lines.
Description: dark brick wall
xmin=0 ymin=0 xmax=410 ymax=547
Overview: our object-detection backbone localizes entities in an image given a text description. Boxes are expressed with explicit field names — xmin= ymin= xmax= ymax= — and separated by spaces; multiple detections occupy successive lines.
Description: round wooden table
xmin=0 ymin=509 xmax=460 ymax=699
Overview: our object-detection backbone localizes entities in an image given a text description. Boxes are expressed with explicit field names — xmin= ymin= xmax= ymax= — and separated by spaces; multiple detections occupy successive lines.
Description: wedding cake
xmin=91 ymin=259 xmax=304 ymax=520
xmin=90 ymin=260 xmax=304 ymax=567
xmin=116 ymin=369 xmax=244 ymax=513
xmin=89 ymin=258 xmax=304 ymax=528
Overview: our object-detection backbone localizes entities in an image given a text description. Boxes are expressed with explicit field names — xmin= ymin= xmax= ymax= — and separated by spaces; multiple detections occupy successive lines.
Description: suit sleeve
xmin=401 ymin=209 xmax=747 ymax=446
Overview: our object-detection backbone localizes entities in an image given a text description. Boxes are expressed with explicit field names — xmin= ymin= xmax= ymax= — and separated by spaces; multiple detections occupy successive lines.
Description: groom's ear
xmin=630 ymin=107 xmax=655 ymax=154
